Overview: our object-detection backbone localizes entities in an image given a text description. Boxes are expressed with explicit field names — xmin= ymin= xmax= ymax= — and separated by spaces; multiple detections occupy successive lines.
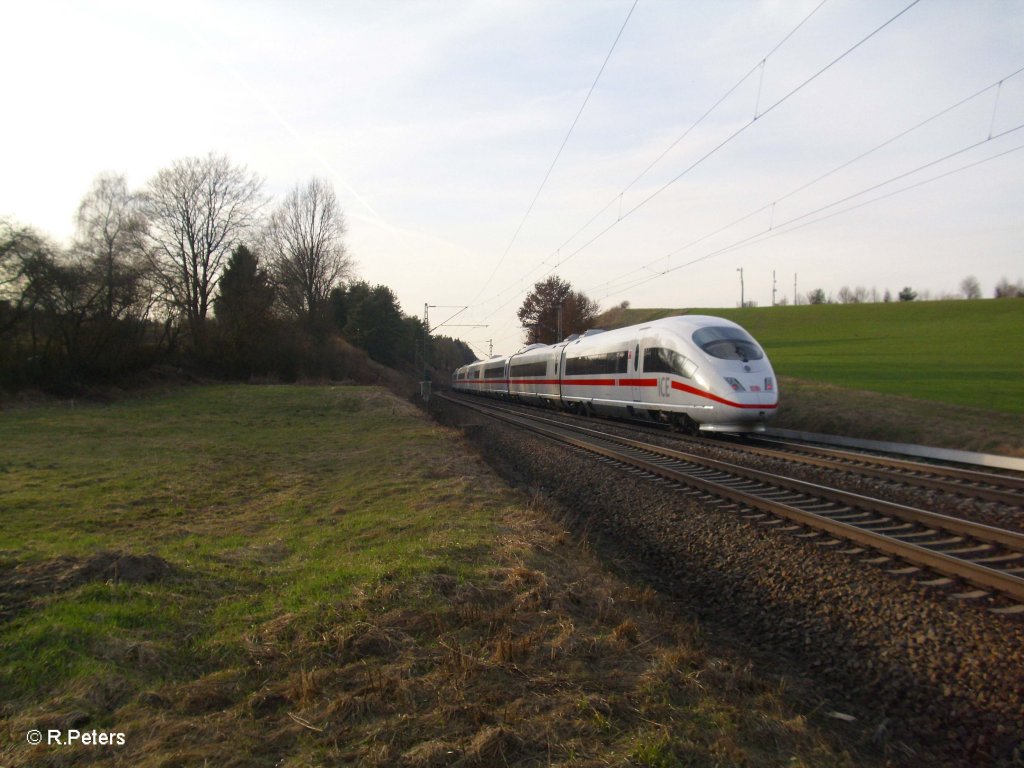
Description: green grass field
xmin=0 ymin=386 xmax=496 ymax=697
xmin=598 ymin=300 xmax=1024 ymax=414
xmin=0 ymin=385 xmax=871 ymax=767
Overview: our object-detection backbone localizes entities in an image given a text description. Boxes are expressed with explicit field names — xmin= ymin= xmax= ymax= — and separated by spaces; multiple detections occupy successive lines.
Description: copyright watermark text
xmin=26 ymin=728 xmax=126 ymax=747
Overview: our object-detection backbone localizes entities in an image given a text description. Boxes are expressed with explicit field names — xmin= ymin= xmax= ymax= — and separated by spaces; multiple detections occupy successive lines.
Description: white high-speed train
xmin=451 ymin=315 xmax=778 ymax=434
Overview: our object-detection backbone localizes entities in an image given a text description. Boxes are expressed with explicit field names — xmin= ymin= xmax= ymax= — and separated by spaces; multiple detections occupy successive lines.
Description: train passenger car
xmin=453 ymin=357 xmax=510 ymax=397
xmin=479 ymin=357 xmax=509 ymax=396
xmin=506 ymin=343 xmax=559 ymax=405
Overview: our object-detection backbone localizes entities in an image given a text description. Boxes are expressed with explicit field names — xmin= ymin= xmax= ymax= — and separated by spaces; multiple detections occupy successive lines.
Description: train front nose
xmin=724 ymin=363 xmax=777 ymax=402
xmin=720 ymin=362 xmax=778 ymax=421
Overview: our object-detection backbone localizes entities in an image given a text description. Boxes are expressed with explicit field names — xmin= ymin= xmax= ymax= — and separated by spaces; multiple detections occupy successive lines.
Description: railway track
xmin=733 ymin=435 xmax=1024 ymax=507
xmin=441 ymin=393 xmax=1024 ymax=614
xmin=460 ymin=395 xmax=1024 ymax=509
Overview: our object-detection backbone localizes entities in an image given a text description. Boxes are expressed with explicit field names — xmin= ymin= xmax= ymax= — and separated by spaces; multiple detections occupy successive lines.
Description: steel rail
xmin=459 ymin=393 xmax=1024 ymax=505
xmin=744 ymin=436 xmax=1024 ymax=502
xmin=441 ymin=394 xmax=1024 ymax=605
xmin=454 ymin=396 xmax=1024 ymax=550
xmin=765 ymin=428 xmax=1024 ymax=473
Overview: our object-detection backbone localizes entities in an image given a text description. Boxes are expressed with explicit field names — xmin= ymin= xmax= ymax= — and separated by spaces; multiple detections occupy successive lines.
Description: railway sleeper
xmin=934 ymin=544 xmax=994 ymax=556
xmin=892 ymin=531 xmax=962 ymax=543
xmin=950 ymin=590 xmax=989 ymax=600
xmin=886 ymin=566 xmax=921 ymax=575
xmin=973 ymin=552 xmax=1024 ymax=564
xmin=849 ymin=516 xmax=897 ymax=527
xmin=918 ymin=576 xmax=955 ymax=586
xmin=859 ymin=522 xmax=916 ymax=534
xmin=801 ymin=502 xmax=844 ymax=513
xmin=823 ymin=511 xmax=876 ymax=522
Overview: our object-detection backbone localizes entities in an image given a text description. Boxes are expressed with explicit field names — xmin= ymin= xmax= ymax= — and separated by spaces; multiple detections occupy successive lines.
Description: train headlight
xmin=724 ymin=377 xmax=745 ymax=392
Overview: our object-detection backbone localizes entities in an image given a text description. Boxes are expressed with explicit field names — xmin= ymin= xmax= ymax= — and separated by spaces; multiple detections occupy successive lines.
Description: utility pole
xmin=772 ymin=270 xmax=777 ymax=307
xmin=794 ymin=273 xmax=798 ymax=306
xmin=488 ymin=339 xmax=493 ymax=357
xmin=737 ymin=267 xmax=744 ymax=308
xmin=557 ymin=304 xmax=563 ymax=342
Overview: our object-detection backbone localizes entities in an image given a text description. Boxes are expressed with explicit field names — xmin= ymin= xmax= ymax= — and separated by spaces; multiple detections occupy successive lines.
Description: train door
xmin=557 ymin=346 xmax=567 ymax=408
xmin=631 ymin=343 xmax=641 ymax=403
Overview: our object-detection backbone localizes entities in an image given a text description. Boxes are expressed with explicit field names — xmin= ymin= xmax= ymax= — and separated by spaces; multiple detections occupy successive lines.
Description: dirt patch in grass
xmin=61 ymin=552 xmax=177 ymax=586
xmin=0 ymin=551 xmax=176 ymax=622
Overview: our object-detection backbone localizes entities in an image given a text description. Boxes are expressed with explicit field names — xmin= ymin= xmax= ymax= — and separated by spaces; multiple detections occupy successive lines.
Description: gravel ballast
xmin=432 ymin=395 xmax=1024 ymax=767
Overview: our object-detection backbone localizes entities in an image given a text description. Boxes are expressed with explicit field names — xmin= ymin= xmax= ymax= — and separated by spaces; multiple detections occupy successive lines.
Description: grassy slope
xmin=0 ymin=386 xmax=871 ymax=767
xmin=596 ymin=301 xmax=1024 ymax=454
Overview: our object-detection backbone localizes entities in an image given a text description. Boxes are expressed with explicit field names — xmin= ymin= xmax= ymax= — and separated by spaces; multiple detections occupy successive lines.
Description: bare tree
xmin=74 ymin=173 xmax=150 ymax=321
xmin=143 ymin=154 xmax=264 ymax=350
xmin=959 ymin=275 xmax=982 ymax=299
xmin=264 ymin=177 xmax=353 ymax=327
xmin=994 ymin=277 xmax=1024 ymax=298
xmin=837 ymin=286 xmax=868 ymax=304
xmin=1 ymin=220 xmax=52 ymax=339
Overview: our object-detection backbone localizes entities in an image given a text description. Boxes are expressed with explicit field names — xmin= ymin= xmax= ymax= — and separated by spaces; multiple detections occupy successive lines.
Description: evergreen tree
xmin=213 ymin=245 xmax=276 ymax=375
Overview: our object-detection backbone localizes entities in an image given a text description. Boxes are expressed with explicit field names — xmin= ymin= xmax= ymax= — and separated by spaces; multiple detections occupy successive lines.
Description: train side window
xmin=565 ymin=350 xmax=628 ymax=376
xmin=509 ymin=361 xmax=547 ymax=377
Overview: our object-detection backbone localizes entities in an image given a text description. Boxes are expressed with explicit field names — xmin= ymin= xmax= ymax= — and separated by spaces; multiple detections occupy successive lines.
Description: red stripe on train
xmin=455 ymin=377 xmax=777 ymax=410
xmin=670 ymin=380 xmax=778 ymax=409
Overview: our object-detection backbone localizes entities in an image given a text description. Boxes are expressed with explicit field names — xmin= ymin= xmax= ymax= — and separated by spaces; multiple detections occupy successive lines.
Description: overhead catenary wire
xmin=475 ymin=0 xmax=920 ymax=325
xmin=468 ymin=0 xmax=639 ymax=307
xmin=587 ymin=65 xmax=1024 ymax=298
xmin=541 ymin=0 xmax=924 ymax=277
xmin=596 ymin=126 xmax=1024 ymax=301
xmin=470 ymin=0 xmax=831 ymax=318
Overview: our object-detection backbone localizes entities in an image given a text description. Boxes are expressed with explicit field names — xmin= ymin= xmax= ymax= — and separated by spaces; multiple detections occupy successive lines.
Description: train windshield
xmin=643 ymin=347 xmax=697 ymax=378
xmin=692 ymin=327 xmax=763 ymax=362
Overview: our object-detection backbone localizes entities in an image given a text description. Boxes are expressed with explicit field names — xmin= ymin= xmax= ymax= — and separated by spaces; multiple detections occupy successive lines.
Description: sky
xmin=3 ymin=0 xmax=1023 ymax=358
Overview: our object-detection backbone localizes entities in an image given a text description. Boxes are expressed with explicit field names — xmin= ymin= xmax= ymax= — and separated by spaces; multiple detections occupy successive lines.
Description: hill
xmin=594 ymin=300 xmax=1024 ymax=454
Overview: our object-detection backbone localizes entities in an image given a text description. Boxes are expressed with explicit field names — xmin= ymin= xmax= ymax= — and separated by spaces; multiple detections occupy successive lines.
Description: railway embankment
xmin=771 ymin=376 xmax=1024 ymax=458
xmin=432 ymin=394 xmax=1024 ymax=767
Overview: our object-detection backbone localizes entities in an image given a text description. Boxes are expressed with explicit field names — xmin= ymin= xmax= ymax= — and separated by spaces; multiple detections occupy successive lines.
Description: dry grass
xmin=1 ymin=385 xmax=875 ymax=766
xmin=6 ymin=493 xmax=867 ymax=766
